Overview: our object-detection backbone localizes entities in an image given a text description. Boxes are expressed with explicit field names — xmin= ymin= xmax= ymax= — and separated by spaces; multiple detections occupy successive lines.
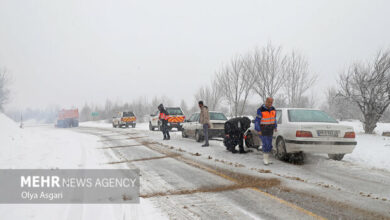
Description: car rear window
xmin=288 ymin=110 xmax=337 ymax=123
xmin=210 ymin=112 xmax=227 ymax=120
xmin=166 ymin=108 xmax=183 ymax=115
xmin=123 ymin=112 xmax=135 ymax=117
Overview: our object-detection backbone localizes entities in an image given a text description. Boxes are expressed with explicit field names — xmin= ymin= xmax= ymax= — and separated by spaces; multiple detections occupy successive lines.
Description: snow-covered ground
xmin=0 ymin=114 xmax=108 ymax=169
xmin=86 ymin=119 xmax=390 ymax=172
xmin=2 ymin=115 xmax=389 ymax=219
xmin=0 ymin=114 xmax=167 ymax=220
xmin=79 ymin=120 xmax=390 ymax=219
xmin=339 ymin=121 xmax=390 ymax=171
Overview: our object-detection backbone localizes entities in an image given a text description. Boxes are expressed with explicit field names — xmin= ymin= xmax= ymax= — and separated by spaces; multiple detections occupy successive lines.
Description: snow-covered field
xmin=0 ymin=114 xmax=167 ymax=220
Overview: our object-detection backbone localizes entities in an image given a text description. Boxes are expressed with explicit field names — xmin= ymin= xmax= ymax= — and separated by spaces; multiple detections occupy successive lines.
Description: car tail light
xmin=344 ymin=132 xmax=355 ymax=138
xmin=296 ymin=130 xmax=313 ymax=137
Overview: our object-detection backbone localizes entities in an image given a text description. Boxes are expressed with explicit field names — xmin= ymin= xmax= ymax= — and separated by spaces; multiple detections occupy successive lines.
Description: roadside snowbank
xmin=339 ymin=121 xmax=390 ymax=171
xmin=0 ymin=114 xmax=167 ymax=220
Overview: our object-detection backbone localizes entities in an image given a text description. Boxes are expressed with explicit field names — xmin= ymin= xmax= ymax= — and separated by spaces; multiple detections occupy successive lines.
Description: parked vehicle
xmin=112 ymin=111 xmax=136 ymax=128
xmin=182 ymin=111 xmax=227 ymax=142
xmin=149 ymin=107 xmax=185 ymax=131
xmin=244 ymin=108 xmax=357 ymax=162
xmin=55 ymin=109 xmax=79 ymax=128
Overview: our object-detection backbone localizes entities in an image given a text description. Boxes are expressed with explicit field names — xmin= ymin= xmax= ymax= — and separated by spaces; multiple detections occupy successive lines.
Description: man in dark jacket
xmin=223 ymin=117 xmax=251 ymax=154
xmin=254 ymin=97 xmax=277 ymax=165
xmin=158 ymin=104 xmax=170 ymax=140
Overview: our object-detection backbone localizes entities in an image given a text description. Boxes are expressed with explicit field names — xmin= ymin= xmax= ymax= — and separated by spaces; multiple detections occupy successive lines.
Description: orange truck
xmin=55 ymin=109 xmax=79 ymax=128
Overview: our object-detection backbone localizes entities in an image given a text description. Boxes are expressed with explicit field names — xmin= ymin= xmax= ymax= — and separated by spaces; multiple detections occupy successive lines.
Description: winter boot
xmin=263 ymin=153 xmax=272 ymax=165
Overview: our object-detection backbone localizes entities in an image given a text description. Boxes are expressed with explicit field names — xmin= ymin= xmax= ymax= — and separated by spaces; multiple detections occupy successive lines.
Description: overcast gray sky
xmin=1 ymin=0 xmax=389 ymax=110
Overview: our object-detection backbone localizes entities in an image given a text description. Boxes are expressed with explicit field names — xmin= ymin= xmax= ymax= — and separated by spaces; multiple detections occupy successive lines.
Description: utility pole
xmin=20 ymin=112 xmax=24 ymax=129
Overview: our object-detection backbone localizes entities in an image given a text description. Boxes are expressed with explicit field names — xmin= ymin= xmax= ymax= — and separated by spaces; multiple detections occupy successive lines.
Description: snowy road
xmin=77 ymin=125 xmax=390 ymax=220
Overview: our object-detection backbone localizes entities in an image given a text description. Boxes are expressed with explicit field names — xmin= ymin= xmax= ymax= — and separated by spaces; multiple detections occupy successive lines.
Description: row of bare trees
xmin=196 ymin=45 xmax=390 ymax=134
xmin=79 ymin=96 xmax=185 ymax=122
xmin=195 ymin=43 xmax=317 ymax=117
xmin=3 ymin=45 xmax=390 ymax=134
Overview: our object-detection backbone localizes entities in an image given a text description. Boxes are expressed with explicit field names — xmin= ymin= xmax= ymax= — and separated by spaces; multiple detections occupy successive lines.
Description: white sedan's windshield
xmin=210 ymin=112 xmax=227 ymax=120
xmin=288 ymin=110 xmax=338 ymax=123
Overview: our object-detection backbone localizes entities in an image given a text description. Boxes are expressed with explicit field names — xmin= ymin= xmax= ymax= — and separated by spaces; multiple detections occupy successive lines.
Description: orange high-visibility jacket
xmin=254 ymin=105 xmax=277 ymax=132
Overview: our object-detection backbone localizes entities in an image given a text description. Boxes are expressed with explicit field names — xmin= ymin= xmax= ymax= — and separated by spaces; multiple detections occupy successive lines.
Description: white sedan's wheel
xmin=274 ymin=138 xmax=289 ymax=161
xmin=244 ymin=132 xmax=255 ymax=148
xmin=328 ymin=154 xmax=345 ymax=161
xmin=182 ymin=129 xmax=188 ymax=138
xmin=195 ymin=130 xmax=203 ymax=142
xmin=149 ymin=122 xmax=154 ymax=131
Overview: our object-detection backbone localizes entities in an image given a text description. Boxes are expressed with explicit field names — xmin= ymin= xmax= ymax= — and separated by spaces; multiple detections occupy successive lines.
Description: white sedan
xmin=182 ymin=111 xmax=227 ymax=142
xmin=244 ymin=108 xmax=357 ymax=161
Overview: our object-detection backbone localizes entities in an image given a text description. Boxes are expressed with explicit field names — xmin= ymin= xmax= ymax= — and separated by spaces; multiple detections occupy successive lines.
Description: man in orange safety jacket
xmin=158 ymin=104 xmax=170 ymax=140
xmin=254 ymin=97 xmax=277 ymax=165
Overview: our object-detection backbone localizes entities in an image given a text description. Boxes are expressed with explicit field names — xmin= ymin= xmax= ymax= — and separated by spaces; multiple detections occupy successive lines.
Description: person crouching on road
xmin=158 ymin=104 xmax=170 ymax=140
xmin=223 ymin=117 xmax=251 ymax=154
xmin=254 ymin=97 xmax=277 ymax=165
xmin=199 ymin=101 xmax=210 ymax=147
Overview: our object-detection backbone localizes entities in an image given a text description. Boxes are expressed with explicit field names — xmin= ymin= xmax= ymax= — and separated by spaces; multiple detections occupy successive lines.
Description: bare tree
xmin=283 ymin=51 xmax=317 ymax=107
xmin=0 ymin=67 xmax=10 ymax=112
xmin=322 ymin=87 xmax=360 ymax=121
xmin=194 ymin=79 xmax=223 ymax=111
xmin=252 ymin=44 xmax=287 ymax=102
xmin=180 ymin=99 xmax=189 ymax=115
xmin=216 ymin=55 xmax=256 ymax=117
xmin=338 ymin=50 xmax=390 ymax=133
xmin=195 ymin=86 xmax=212 ymax=107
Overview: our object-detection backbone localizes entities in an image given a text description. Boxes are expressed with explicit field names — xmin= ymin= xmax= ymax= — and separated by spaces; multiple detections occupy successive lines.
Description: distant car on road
xmin=244 ymin=108 xmax=357 ymax=161
xmin=112 ymin=111 xmax=136 ymax=128
xmin=149 ymin=107 xmax=185 ymax=131
xmin=182 ymin=111 xmax=227 ymax=142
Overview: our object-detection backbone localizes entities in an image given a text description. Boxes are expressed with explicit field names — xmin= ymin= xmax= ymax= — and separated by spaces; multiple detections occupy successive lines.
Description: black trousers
xmin=224 ymin=133 xmax=244 ymax=152
xmin=161 ymin=121 xmax=170 ymax=138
